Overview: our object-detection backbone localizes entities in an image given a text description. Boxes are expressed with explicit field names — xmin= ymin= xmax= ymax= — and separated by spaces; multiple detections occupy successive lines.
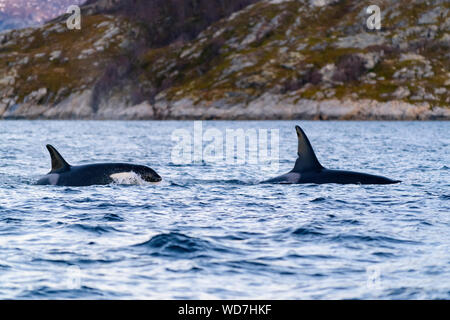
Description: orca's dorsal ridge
xmin=292 ymin=126 xmax=323 ymax=173
xmin=46 ymin=144 xmax=71 ymax=173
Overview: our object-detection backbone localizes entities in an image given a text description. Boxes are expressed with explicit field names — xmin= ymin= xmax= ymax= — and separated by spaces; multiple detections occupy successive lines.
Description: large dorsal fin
xmin=46 ymin=145 xmax=70 ymax=173
xmin=292 ymin=126 xmax=324 ymax=173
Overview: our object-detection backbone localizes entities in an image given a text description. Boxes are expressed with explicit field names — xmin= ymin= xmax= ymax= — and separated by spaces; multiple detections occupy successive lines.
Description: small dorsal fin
xmin=46 ymin=145 xmax=70 ymax=173
xmin=292 ymin=126 xmax=323 ymax=173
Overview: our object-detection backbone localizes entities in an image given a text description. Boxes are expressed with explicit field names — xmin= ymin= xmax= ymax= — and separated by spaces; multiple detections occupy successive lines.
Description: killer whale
xmin=36 ymin=145 xmax=162 ymax=186
xmin=263 ymin=126 xmax=400 ymax=185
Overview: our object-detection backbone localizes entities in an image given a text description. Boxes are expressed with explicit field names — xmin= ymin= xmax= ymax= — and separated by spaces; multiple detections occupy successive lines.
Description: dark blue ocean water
xmin=0 ymin=121 xmax=448 ymax=299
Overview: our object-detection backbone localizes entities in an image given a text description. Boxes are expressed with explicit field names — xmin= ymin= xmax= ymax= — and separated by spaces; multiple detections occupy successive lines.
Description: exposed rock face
xmin=0 ymin=0 xmax=449 ymax=120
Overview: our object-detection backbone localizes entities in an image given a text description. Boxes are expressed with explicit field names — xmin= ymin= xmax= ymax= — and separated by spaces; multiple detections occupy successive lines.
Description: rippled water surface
xmin=0 ymin=121 xmax=449 ymax=299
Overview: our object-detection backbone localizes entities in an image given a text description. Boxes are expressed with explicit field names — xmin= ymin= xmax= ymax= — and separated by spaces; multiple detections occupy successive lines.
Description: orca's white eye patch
xmin=110 ymin=172 xmax=146 ymax=185
xmin=111 ymin=172 xmax=141 ymax=184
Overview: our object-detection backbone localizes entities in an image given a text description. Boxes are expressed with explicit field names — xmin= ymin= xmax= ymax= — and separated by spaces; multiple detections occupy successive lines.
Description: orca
xmin=36 ymin=145 xmax=162 ymax=186
xmin=262 ymin=126 xmax=400 ymax=185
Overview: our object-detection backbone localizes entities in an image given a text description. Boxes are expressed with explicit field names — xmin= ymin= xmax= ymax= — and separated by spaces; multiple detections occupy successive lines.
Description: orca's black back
xmin=57 ymin=163 xmax=141 ymax=186
xmin=301 ymin=169 xmax=400 ymax=185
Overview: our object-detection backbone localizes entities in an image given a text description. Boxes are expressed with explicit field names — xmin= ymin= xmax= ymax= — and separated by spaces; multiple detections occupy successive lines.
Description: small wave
xmin=287 ymin=253 xmax=336 ymax=260
xmin=31 ymin=258 xmax=74 ymax=266
xmin=19 ymin=285 xmax=107 ymax=299
xmin=62 ymin=188 xmax=83 ymax=194
xmin=332 ymin=234 xmax=419 ymax=244
xmin=292 ymin=228 xmax=323 ymax=236
xmin=1 ymin=217 xmax=22 ymax=224
xmin=168 ymin=161 xmax=210 ymax=167
xmin=212 ymin=234 xmax=246 ymax=241
xmin=96 ymin=202 xmax=131 ymax=209
xmin=133 ymin=232 xmax=219 ymax=256
xmin=385 ymin=287 xmax=423 ymax=299
xmin=292 ymin=227 xmax=325 ymax=237
xmin=74 ymin=258 xmax=121 ymax=265
xmin=372 ymin=251 xmax=396 ymax=258
xmin=72 ymin=197 xmax=97 ymax=203
xmin=169 ymin=179 xmax=253 ymax=186
xmin=224 ymin=259 xmax=270 ymax=271
xmin=71 ymin=224 xmax=119 ymax=235
xmin=0 ymin=264 xmax=11 ymax=270
xmin=102 ymin=213 xmax=125 ymax=222
xmin=201 ymin=179 xmax=254 ymax=185
xmin=340 ymin=219 xmax=361 ymax=225
xmin=168 ymin=181 xmax=190 ymax=188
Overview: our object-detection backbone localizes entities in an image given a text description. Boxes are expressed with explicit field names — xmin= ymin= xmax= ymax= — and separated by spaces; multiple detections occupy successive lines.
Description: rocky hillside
xmin=0 ymin=0 xmax=449 ymax=120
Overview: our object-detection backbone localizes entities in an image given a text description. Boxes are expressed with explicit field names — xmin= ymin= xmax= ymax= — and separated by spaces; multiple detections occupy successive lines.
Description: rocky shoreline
xmin=2 ymin=91 xmax=448 ymax=120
